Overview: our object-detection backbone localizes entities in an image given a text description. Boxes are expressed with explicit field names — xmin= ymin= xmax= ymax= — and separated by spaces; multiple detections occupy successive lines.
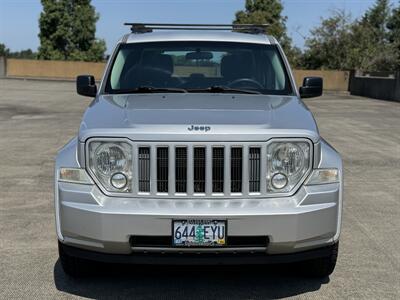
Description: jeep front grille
xmin=134 ymin=142 xmax=267 ymax=198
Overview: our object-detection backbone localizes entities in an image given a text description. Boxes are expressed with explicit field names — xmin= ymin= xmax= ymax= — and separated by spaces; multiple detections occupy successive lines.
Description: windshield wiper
xmin=187 ymin=86 xmax=261 ymax=95
xmin=112 ymin=86 xmax=187 ymax=94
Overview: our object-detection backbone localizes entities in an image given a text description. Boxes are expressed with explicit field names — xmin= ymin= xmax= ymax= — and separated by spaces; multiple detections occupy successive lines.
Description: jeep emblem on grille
xmin=188 ymin=125 xmax=211 ymax=132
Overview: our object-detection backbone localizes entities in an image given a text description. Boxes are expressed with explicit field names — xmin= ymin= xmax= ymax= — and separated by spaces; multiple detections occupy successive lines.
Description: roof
xmin=124 ymin=31 xmax=275 ymax=45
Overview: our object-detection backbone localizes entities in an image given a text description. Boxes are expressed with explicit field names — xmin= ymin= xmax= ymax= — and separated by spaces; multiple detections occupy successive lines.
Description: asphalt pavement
xmin=0 ymin=79 xmax=399 ymax=299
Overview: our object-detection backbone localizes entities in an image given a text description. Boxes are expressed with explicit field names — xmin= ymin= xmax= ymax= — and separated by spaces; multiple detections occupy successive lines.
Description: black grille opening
xmin=157 ymin=147 xmax=169 ymax=193
xmin=212 ymin=147 xmax=224 ymax=193
xmin=175 ymin=147 xmax=187 ymax=193
xmin=129 ymin=235 xmax=269 ymax=248
xmin=231 ymin=147 xmax=243 ymax=193
xmin=193 ymin=147 xmax=206 ymax=193
xmin=138 ymin=147 xmax=150 ymax=192
xmin=249 ymin=147 xmax=261 ymax=192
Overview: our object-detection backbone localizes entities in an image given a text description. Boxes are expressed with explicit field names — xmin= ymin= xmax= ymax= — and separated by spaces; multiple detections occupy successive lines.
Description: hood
xmin=79 ymin=93 xmax=319 ymax=142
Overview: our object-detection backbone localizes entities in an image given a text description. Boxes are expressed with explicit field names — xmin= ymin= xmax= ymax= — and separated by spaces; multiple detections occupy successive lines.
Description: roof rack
xmin=124 ymin=23 xmax=269 ymax=34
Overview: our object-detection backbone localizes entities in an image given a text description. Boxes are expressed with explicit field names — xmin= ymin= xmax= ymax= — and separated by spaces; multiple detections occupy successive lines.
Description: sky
xmin=0 ymin=0 xmax=398 ymax=53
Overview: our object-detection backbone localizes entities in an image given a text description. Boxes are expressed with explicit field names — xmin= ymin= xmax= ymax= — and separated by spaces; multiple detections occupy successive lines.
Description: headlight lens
xmin=88 ymin=141 xmax=132 ymax=192
xmin=267 ymin=141 xmax=311 ymax=193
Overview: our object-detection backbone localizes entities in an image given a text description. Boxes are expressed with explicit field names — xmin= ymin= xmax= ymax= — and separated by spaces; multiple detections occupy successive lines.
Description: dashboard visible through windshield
xmin=105 ymin=41 xmax=293 ymax=95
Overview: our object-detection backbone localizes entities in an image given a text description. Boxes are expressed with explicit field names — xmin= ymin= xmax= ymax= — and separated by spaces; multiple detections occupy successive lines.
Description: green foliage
xmin=234 ymin=0 xmax=302 ymax=67
xmin=235 ymin=0 xmax=287 ymax=41
xmin=38 ymin=0 xmax=106 ymax=62
xmin=387 ymin=3 xmax=400 ymax=69
xmin=302 ymin=11 xmax=353 ymax=70
xmin=350 ymin=0 xmax=396 ymax=71
xmin=0 ymin=43 xmax=9 ymax=57
xmin=0 ymin=43 xmax=37 ymax=59
xmin=9 ymin=49 xmax=37 ymax=59
xmin=303 ymin=0 xmax=400 ymax=71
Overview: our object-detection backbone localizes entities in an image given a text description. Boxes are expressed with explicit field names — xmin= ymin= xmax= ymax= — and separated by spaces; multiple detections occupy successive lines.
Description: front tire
xmin=301 ymin=242 xmax=339 ymax=278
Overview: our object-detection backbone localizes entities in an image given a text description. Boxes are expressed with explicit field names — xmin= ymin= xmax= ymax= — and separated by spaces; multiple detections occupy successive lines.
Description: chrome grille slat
xmin=187 ymin=147 xmax=194 ymax=195
xmin=260 ymin=145 xmax=267 ymax=194
xmin=224 ymin=147 xmax=231 ymax=195
xmin=134 ymin=142 xmax=264 ymax=197
xmin=205 ymin=146 xmax=213 ymax=196
xmin=242 ymin=146 xmax=249 ymax=195
xmin=150 ymin=146 xmax=157 ymax=194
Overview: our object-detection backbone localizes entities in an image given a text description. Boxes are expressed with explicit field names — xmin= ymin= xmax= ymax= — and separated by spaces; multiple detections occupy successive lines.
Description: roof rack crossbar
xmin=124 ymin=23 xmax=269 ymax=34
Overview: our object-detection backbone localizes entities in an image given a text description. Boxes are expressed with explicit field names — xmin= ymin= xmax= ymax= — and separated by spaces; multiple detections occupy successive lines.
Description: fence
xmin=6 ymin=58 xmax=105 ymax=80
xmin=4 ymin=58 xmax=350 ymax=92
xmin=349 ymin=70 xmax=400 ymax=102
xmin=0 ymin=57 xmax=6 ymax=78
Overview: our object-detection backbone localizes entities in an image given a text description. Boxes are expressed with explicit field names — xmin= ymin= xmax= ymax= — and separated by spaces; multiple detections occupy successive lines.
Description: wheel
xmin=301 ymin=242 xmax=339 ymax=278
xmin=58 ymin=241 xmax=95 ymax=277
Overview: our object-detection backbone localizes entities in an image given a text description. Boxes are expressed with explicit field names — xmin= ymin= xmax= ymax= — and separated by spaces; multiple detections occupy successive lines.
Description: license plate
xmin=173 ymin=220 xmax=227 ymax=247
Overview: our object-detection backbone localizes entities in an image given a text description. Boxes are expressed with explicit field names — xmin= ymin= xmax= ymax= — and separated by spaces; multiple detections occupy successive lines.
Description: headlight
xmin=267 ymin=141 xmax=311 ymax=193
xmin=88 ymin=141 xmax=132 ymax=192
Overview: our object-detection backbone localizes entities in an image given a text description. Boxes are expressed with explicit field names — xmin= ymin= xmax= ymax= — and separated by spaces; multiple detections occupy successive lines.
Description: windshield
xmin=105 ymin=41 xmax=293 ymax=95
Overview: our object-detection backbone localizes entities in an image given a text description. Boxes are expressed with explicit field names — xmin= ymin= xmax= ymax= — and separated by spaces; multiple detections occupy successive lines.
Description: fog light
xmin=110 ymin=172 xmax=127 ymax=189
xmin=271 ymin=173 xmax=288 ymax=189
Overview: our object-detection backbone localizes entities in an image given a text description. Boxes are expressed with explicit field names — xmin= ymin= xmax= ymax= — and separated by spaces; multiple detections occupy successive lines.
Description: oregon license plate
xmin=173 ymin=220 xmax=227 ymax=247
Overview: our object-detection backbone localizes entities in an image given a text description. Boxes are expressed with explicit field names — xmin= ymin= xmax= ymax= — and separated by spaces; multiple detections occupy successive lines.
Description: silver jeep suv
xmin=55 ymin=24 xmax=342 ymax=277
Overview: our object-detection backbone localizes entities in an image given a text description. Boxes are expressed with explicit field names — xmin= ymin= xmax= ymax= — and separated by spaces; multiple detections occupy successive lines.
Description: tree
xmin=387 ymin=2 xmax=400 ymax=69
xmin=349 ymin=0 xmax=396 ymax=71
xmin=234 ymin=0 xmax=302 ymax=67
xmin=38 ymin=0 xmax=106 ymax=62
xmin=0 ymin=43 xmax=10 ymax=57
xmin=302 ymin=0 xmax=398 ymax=71
xmin=302 ymin=10 xmax=353 ymax=70
xmin=0 ymin=43 xmax=36 ymax=59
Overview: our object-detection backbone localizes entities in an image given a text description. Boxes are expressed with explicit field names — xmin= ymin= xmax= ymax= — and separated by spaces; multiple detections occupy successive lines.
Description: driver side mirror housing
xmin=77 ymin=75 xmax=97 ymax=97
xmin=299 ymin=77 xmax=323 ymax=98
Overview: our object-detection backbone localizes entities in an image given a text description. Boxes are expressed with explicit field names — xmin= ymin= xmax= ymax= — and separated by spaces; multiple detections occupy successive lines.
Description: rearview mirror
xmin=77 ymin=75 xmax=97 ymax=97
xmin=186 ymin=51 xmax=213 ymax=60
xmin=299 ymin=77 xmax=323 ymax=98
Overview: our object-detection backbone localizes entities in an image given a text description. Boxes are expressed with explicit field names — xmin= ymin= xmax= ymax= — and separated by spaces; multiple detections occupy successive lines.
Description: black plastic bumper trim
xmin=59 ymin=241 xmax=336 ymax=266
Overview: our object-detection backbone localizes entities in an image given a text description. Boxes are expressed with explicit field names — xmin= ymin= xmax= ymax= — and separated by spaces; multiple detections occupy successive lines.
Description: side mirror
xmin=77 ymin=75 xmax=97 ymax=97
xmin=299 ymin=77 xmax=323 ymax=98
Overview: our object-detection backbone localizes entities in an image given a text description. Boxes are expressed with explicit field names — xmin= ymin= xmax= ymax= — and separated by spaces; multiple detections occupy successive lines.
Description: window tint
xmin=106 ymin=41 xmax=292 ymax=95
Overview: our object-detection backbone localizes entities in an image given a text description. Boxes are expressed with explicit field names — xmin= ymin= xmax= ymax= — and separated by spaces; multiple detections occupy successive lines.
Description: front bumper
xmin=59 ymin=240 xmax=338 ymax=265
xmin=55 ymin=137 xmax=343 ymax=259
xmin=57 ymin=180 xmax=340 ymax=255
